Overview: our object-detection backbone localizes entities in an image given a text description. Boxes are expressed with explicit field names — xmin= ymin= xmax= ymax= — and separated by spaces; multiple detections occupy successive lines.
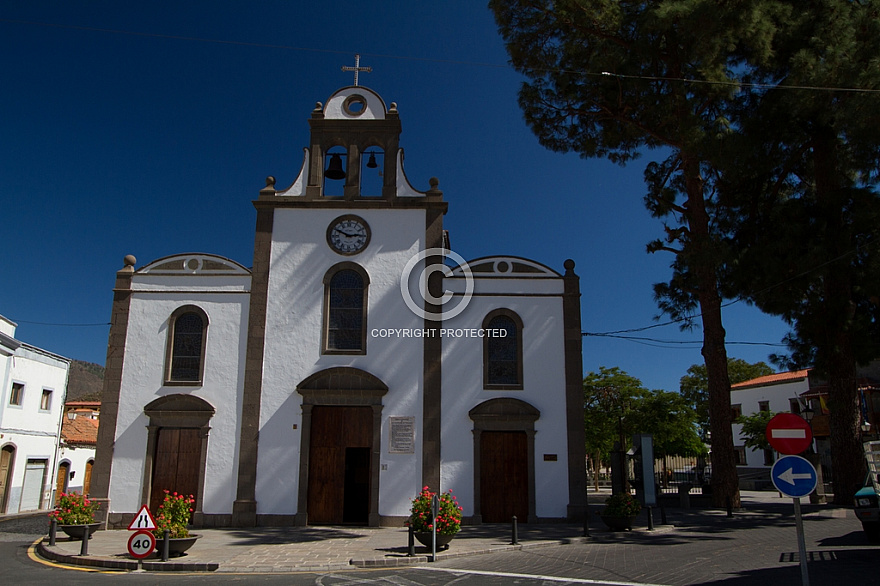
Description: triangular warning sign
xmin=128 ymin=505 xmax=157 ymax=530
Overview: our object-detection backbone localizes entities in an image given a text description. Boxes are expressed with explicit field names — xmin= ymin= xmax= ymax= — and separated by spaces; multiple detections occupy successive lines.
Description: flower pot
xmin=600 ymin=515 xmax=636 ymax=531
xmin=155 ymin=534 xmax=201 ymax=557
xmin=59 ymin=522 xmax=102 ymax=540
xmin=414 ymin=531 xmax=455 ymax=550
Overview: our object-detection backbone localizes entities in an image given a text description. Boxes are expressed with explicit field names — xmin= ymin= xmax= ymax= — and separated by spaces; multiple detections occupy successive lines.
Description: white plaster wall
xmin=440 ymin=292 xmax=570 ymax=520
xmin=57 ymin=444 xmax=95 ymax=495
xmin=108 ymin=285 xmax=249 ymax=515
xmin=1 ymin=432 xmax=60 ymax=512
xmin=1 ymin=348 xmax=68 ymax=512
xmin=731 ymin=378 xmax=809 ymax=468
xmin=256 ymin=208 xmax=427 ymax=517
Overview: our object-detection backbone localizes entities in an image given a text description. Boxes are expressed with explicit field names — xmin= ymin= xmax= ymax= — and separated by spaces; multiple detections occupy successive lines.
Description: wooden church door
xmin=480 ymin=431 xmax=529 ymax=523
xmin=150 ymin=428 xmax=200 ymax=514
xmin=307 ymin=406 xmax=372 ymax=525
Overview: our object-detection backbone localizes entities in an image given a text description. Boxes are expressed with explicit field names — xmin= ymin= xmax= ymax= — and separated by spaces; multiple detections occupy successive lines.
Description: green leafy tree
xmin=735 ymin=410 xmax=775 ymax=452
xmin=631 ymin=390 xmax=706 ymax=459
xmin=718 ymin=0 xmax=880 ymax=504
xmin=680 ymin=358 xmax=774 ymax=440
xmin=491 ymin=0 xmax=780 ymax=507
xmin=584 ymin=367 xmax=705 ymax=490
xmin=583 ymin=367 xmax=647 ymax=490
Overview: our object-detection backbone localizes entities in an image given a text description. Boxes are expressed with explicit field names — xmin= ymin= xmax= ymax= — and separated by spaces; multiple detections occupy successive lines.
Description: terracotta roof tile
xmin=61 ymin=416 xmax=99 ymax=445
xmin=731 ymin=369 xmax=810 ymax=391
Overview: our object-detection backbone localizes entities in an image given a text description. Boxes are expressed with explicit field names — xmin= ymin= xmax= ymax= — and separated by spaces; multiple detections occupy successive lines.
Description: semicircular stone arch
xmin=141 ymin=394 xmax=215 ymax=525
xmin=469 ymin=398 xmax=540 ymax=524
xmin=295 ymin=367 xmax=388 ymax=526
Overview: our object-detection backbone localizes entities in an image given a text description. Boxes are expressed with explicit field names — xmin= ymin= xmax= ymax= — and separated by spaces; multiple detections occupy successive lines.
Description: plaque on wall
xmin=389 ymin=416 xmax=415 ymax=454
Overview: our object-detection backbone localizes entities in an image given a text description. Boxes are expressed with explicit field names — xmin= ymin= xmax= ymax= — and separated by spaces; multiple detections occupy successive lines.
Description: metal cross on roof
xmin=342 ymin=54 xmax=372 ymax=86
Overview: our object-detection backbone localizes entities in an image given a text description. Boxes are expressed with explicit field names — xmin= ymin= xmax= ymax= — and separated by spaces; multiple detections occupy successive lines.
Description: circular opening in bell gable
xmin=343 ymin=95 xmax=366 ymax=116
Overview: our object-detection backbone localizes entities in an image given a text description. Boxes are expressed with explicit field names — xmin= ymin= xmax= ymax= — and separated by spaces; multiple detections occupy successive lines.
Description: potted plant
xmin=407 ymin=486 xmax=462 ymax=549
xmin=600 ymin=492 xmax=642 ymax=531
xmin=152 ymin=490 xmax=199 ymax=556
xmin=50 ymin=492 xmax=101 ymax=540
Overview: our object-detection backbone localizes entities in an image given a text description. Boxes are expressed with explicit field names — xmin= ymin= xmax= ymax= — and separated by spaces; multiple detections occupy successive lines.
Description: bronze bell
xmin=325 ymin=153 xmax=346 ymax=180
xmin=366 ymin=152 xmax=378 ymax=169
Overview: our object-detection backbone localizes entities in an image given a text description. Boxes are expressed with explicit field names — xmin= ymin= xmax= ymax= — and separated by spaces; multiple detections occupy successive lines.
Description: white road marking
xmin=414 ymin=566 xmax=672 ymax=586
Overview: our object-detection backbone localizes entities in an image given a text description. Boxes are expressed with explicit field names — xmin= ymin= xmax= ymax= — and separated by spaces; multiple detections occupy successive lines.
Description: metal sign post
xmin=771 ymin=455 xmax=818 ymax=586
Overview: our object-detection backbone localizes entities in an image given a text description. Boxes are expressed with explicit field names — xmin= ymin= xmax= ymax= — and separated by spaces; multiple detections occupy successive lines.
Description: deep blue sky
xmin=0 ymin=2 xmax=790 ymax=393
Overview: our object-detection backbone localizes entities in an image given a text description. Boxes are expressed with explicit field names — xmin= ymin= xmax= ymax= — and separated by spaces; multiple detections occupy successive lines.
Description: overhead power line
xmin=3 ymin=19 xmax=880 ymax=94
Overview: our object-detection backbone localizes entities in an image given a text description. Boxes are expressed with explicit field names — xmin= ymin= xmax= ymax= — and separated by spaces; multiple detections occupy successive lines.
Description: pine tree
xmin=720 ymin=0 xmax=880 ymax=504
xmin=491 ymin=0 xmax=780 ymax=508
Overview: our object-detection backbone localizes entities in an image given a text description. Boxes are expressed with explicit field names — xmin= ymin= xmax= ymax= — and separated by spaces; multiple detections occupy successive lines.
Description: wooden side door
xmin=307 ymin=406 xmax=371 ymax=524
xmin=480 ymin=431 xmax=529 ymax=523
xmin=83 ymin=460 xmax=93 ymax=496
xmin=55 ymin=461 xmax=69 ymax=503
xmin=0 ymin=446 xmax=14 ymax=513
xmin=150 ymin=428 xmax=201 ymax=515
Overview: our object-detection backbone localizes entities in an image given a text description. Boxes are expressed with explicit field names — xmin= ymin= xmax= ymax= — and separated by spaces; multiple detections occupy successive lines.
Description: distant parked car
xmin=854 ymin=441 xmax=880 ymax=542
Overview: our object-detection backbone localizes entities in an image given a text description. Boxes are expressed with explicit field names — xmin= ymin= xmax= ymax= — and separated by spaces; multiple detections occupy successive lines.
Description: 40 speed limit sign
xmin=128 ymin=530 xmax=156 ymax=559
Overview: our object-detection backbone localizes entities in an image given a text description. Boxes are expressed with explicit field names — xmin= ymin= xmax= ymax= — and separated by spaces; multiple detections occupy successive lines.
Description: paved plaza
xmin=3 ymin=491 xmax=878 ymax=584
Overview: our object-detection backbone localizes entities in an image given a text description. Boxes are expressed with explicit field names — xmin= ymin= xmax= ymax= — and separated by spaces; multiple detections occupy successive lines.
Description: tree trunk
xmin=682 ymin=155 xmax=740 ymax=509
xmin=827 ymin=342 xmax=864 ymax=505
xmin=813 ymin=128 xmax=866 ymax=506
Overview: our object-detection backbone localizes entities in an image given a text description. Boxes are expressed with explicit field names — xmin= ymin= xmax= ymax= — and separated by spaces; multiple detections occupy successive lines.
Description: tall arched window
xmin=166 ymin=306 xmax=208 ymax=384
xmin=324 ymin=264 xmax=369 ymax=353
xmin=483 ymin=309 xmax=524 ymax=389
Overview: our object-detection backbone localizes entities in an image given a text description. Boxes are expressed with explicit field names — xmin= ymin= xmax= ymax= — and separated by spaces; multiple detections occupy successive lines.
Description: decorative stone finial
xmin=123 ymin=254 xmax=137 ymax=267
xmin=266 ymin=176 xmax=276 ymax=188
xmin=389 ymin=102 xmax=398 ymax=112
xmin=564 ymin=259 xmax=575 ymax=271
xmin=429 ymin=177 xmax=439 ymax=190
xmin=314 ymin=102 xmax=323 ymax=111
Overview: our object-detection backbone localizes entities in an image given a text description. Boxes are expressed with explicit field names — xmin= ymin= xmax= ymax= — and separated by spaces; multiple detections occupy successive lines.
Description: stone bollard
xmin=48 ymin=518 xmax=56 ymax=547
xmin=512 ymin=516 xmax=518 ymax=545
xmin=407 ymin=525 xmax=415 ymax=557
xmin=79 ymin=525 xmax=89 ymax=556
xmin=161 ymin=529 xmax=170 ymax=562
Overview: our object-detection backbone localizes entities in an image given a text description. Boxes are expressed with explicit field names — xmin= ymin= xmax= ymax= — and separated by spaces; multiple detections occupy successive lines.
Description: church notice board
xmin=389 ymin=417 xmax=415 ymax=454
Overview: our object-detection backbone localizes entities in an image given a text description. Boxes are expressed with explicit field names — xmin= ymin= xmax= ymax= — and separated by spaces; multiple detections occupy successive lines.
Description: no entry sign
xmin=765 ymin=413 xmax=813 ymax=455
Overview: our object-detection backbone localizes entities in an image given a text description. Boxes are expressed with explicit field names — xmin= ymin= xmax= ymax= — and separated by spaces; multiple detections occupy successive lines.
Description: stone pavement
xmin=30 ymin=491 xmax=877 ymax=579
xmin=36 ymin=520 xmax=581 ymax=572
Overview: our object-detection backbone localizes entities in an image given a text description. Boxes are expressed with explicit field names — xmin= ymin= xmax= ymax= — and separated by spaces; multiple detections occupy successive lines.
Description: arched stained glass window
xmin=167 ymin=308 xmax=207 ymax=384
xmin=484 ymin=310 xmax=523 ymax=388
xmin=325 ymin=266 xmax=368 ymax=352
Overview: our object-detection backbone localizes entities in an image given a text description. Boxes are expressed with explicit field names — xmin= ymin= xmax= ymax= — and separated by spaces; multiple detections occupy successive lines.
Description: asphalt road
xmin=3 ymin=503 xmax=879 ymax=585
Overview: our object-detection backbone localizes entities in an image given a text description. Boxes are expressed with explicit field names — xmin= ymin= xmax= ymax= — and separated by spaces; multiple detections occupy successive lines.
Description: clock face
xmin=327 ymin=215 xmax=370 ymax=255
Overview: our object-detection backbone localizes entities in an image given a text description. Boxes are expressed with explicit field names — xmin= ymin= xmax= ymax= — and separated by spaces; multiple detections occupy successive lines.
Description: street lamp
xmin=801 ymin=404 xmax=814 ymax=425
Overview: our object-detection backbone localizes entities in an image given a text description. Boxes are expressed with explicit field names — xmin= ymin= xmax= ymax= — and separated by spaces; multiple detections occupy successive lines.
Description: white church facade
xmin=92 ymin=85 xmax=586 ymax=528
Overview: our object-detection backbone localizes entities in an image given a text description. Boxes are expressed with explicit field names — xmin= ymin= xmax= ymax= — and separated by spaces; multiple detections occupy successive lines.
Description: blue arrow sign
xmin=771 ymin=455 xmax=818 ymax=498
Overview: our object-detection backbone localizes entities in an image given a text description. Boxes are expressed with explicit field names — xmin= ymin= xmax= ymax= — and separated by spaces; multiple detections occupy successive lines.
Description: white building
xmin=92 ymin=85 xmax=586 ymax=528
xmin=730 ymin=370 xmax=810 ymax=477
xmin=57 ymin=402 xmax=99 ymax=498
xmin=1 ymin=315 xmax=70 ymax=513
xmin=732 ymin=364 xmax=880 ymax=489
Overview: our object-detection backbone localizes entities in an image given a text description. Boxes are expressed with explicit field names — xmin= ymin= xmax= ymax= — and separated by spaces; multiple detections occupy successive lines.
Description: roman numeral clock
xmin=326 ymin=214 xmax=371 ymax=255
